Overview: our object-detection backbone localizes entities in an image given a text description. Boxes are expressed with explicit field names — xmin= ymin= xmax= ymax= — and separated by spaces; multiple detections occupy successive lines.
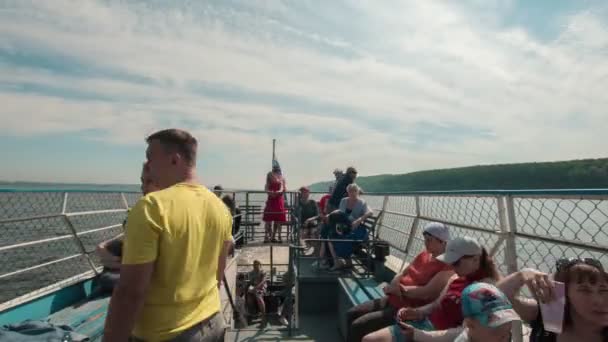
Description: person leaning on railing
xmin=362 ymin=236 xmax=501 ymax=342
xmin=496 ymin=258 xmax=608 ymax=342
xmin=95 ymin=163 xmax=161 ymax=292
xmin=345 ymin=222 xmax=454 ymax=342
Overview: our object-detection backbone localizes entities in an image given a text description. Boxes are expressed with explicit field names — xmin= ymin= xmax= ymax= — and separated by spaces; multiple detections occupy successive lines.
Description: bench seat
xmin=337 ymin=277 xmax=386 ymax=340
xmin=47 ymin=295 xmax=110 ymax=341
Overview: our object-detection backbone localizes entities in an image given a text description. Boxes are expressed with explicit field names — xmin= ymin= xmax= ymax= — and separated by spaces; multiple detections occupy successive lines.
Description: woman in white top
xmin=326 ymin=183 xmax=373 ymax=270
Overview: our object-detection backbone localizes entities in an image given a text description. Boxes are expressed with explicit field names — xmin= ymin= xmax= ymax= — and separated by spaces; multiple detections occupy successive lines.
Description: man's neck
xmin=162 ymin=169 xmax=198 ymax=188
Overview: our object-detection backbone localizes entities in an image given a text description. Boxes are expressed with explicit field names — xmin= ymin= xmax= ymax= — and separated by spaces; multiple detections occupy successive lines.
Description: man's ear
xmin=171 ymin=153 xmax=181 ymax=165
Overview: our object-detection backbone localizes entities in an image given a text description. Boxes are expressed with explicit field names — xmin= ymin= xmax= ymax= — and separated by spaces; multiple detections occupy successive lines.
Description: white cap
xmin=423 ymin=222 xmax=450 ymax=242
xmin=436 ymin=236 xmax=482 ymax=264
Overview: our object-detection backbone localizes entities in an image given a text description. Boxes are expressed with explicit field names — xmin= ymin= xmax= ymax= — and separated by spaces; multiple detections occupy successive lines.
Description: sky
xmin=0 ymin=0 xmax=607 ymax=189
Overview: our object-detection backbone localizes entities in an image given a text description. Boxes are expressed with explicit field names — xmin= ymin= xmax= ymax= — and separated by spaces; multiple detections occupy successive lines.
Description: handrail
xmin=3 ymin=187 xmax=608 ymax=342
xmin=3 ymin=187 xmax=608 ymax=196
xmin=0 ymin=191 xmax=246 ymax=312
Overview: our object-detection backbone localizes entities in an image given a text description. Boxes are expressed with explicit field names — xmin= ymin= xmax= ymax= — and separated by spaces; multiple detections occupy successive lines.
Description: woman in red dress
xmin=263 ymin=161 xmax=287 ymax=243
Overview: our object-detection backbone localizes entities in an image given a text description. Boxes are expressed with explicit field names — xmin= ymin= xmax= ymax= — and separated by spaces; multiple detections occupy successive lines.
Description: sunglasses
xmin=556 ymin=257 xmax=603 ymax=273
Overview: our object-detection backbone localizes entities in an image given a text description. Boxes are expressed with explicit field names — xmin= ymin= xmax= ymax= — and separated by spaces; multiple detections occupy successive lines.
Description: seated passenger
xmin=362 ymin=236 xmax=501 ymax=342
xmin=497 ymin=258 xmax=608 ymax=342
xmin=454 ymin=283 xmax=521 ymax=342
xmin=295 ymin=186 xmax=319 ymax=247
xmin=248 ymin=260 xmax=268 ymax=325
xmin=319 ymin=185 xmax=333 ymax=216
xmin=95 ymin=164 xmax=160 ymax=292
xmin=346 ymin=222 xmax=454 ymax=342
xmin=327 ymin=183 xmax=373 ymax=270
xmin=313 ymin=185 xmax=334 ymax=261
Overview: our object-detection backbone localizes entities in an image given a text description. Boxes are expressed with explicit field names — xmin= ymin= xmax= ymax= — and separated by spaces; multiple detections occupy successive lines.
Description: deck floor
xmin=224 ymin=313 xmax=340 ymax=342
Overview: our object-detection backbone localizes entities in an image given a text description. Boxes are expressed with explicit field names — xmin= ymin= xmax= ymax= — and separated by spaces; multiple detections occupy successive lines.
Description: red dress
xmin=263 ymin=173 xmax=287 ymax=222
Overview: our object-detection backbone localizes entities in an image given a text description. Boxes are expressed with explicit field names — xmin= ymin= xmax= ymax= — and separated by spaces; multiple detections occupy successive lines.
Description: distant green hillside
xmin=309 ymin=158 xmax=608 ymax=192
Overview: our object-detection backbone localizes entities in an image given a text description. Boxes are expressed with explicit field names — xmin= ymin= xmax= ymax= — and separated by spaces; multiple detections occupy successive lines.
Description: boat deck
xmin=224 ymin=314 xmax=339 ymax=342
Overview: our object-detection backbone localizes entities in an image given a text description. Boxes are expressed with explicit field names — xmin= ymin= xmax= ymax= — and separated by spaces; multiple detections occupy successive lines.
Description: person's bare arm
xmin=496 ymin=269 xmax=549 ymax=322
xmin=384 ymin=266 xmax=411 ymax=295
xmin=96 ymin=234 xmax=124 ymax=269
xmin=255 ymin=271 xmax=267 ymax=289
xmin=217 ymin=240 xmax=233 ymax=288
xmin=415 ymin=276 xmax=457 ymax=317
xmin=400 ymin=270 xmax=455 ymax=300
xmin=103 ymin=263 xmax=154 ymax=341
xmin=411 ymin=325 xmax=465 ymax=342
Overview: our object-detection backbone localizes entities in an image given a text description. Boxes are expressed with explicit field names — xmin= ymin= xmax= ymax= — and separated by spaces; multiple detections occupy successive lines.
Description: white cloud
xmin=0 ymin=0 xmax=606 ymax=188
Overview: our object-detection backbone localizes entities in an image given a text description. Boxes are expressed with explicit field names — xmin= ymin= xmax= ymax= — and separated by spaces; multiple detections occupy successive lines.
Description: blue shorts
xmin=390 ymin=318 xmax=434 ymax=342
xmin=333 ymin=227 xmax=368 ymax=258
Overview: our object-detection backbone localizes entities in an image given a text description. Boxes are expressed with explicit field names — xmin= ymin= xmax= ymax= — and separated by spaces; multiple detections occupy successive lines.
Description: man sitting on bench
xmin=295 ymin=186 xmax=319 ymax=248
xmin=248 ymin=260 xmax=268 ymax=326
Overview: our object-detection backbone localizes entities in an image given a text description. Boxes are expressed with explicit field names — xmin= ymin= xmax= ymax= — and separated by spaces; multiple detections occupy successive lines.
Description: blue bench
xmin=337 ymin=277 xmax=385 ymax=340
xmin=47 ymin=295 xmax=110 ymax=341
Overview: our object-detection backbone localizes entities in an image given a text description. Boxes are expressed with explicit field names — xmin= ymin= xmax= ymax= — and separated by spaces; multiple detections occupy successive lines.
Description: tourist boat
xmin=1 ymin=186 xmax=607 ymax=341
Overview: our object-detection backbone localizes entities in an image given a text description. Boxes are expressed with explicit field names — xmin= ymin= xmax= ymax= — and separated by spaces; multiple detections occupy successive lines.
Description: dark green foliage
xmin=309 ymin=158 xmax=608 ymax=192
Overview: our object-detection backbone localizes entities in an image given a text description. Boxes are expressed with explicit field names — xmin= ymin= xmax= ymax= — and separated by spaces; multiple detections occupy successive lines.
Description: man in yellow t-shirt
xmin=104 ymin=129 xmax=233 ymax=342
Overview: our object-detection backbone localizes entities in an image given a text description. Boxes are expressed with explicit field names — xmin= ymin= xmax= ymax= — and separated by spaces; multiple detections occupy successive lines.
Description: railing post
xmin=503 ymin=196 xmax=519 ymax=273
xmin=245 ymin=192 xmax=250 ymax=243
xmin=120 ymin=192 xmax=130 ymax=209
xmin=61 ymin=192 xmax=100 ymax=273
xmin=499 ymin=195 xmax=522 ymax=342
xmin=61 ymin=192 xmax=69 ymax=215
xmin=401 ymin=195 xmax=421 ymax=271
xmin=374 ymin=195 xmax=390 ymax=239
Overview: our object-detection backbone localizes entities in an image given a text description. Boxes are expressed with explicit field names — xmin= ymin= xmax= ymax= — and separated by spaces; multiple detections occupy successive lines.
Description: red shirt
xmin=319 ymin=195 xmax=331 ymax=215
xmin=428 ymin=268 xmax=491 ymax=330
xmin=387 ymin=250 xmax=452 ymax=308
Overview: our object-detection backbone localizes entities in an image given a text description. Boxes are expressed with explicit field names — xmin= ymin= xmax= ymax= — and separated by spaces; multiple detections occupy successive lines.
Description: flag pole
xmin=272 ymin=138 xmax=276 ymax=166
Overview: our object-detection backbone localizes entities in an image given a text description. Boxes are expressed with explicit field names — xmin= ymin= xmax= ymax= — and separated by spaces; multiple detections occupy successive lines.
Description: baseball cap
xmin=423 ymin=222 xmax=450 ymax=242
xmin=462 ymin=283 xmax=521 ymax=327
xmin=436 ymin=236 xmax=482 ymax=264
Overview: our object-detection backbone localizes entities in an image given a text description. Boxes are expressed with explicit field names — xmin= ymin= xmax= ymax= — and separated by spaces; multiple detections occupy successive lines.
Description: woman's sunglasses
xmin=555 ymin=257 xmax=603 ymax=273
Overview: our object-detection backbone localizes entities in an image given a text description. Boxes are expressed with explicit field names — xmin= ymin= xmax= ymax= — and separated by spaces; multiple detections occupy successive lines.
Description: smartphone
xmin=540 ymin=281 xmax=566 ymax=333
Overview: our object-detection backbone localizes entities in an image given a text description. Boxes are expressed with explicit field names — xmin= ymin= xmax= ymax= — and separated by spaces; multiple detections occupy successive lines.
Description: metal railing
xmin=346 ymin=189 xmax=608 ymax=342
xmin=0 ymin=190 xmax=137 ymax=311
xmin=2 ymin=188 xmax=608 ymax=340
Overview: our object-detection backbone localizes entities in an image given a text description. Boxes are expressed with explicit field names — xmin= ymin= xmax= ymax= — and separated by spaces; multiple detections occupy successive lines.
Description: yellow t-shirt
xmin=122 ymin=183 xmax=233 ymax=341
